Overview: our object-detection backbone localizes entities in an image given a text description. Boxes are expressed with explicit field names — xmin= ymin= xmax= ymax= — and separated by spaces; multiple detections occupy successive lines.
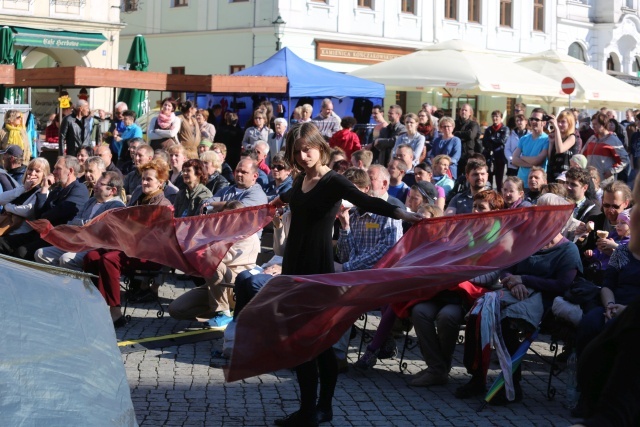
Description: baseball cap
xmin=413 ymin=181 xmax=437 ymax=205
xmin=0 ymin=145 xmax=23 ymax=158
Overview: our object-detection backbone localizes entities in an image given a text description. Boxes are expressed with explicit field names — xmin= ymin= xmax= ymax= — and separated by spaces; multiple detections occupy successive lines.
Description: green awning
xmin=11 ymin=26 xmax=107 ymax=51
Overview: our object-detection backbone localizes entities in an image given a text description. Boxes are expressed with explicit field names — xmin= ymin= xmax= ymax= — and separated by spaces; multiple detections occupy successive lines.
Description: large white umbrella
xmin=348 ymin=40 xmax=562 ymax=103
xmin=516 ymin=50 xmax=640 ymax=108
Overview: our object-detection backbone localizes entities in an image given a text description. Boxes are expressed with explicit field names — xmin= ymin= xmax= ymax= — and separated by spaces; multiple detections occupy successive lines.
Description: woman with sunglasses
xmin=265 ymin=153 xmax=293 ymax=202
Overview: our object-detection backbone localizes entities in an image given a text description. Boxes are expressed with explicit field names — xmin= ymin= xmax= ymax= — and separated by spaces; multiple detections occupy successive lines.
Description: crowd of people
xmin=0 ymin=96 xmax=639 ymax=427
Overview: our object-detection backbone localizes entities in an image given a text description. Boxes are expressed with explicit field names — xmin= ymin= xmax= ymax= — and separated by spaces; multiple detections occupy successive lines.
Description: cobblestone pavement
xmin=118 ymin=276 xmax=579 ymax=427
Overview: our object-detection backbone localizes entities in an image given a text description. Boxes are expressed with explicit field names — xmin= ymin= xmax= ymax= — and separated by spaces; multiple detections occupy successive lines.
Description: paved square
xmin=119 ymin=276 xmax=579 ymax=426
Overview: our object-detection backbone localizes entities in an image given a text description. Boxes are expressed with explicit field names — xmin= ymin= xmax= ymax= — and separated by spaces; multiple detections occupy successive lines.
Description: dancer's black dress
xmin=279 ymin=170 xmax=399 ymax=420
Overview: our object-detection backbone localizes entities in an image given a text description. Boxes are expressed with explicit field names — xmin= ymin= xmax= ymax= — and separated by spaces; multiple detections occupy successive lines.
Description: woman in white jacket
xmin=0 ymin=157 xmax=50 ymax=236
xmin=147 ymin=98 xmax=180 ymax=150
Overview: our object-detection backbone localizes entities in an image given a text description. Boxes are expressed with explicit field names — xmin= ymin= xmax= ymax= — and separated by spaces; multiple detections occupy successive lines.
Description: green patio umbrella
xmin=0 ymin=26 xmax=15 ymax=104
xmin=10 ymin=49 xmax=23 ymax=104
xmin=117 ymin=34 xmax=149 ymax=117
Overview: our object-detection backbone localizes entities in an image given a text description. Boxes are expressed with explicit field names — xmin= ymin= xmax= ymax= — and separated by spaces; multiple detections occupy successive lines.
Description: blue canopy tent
xmin=209 ymin=47 xmax=385 ymax=125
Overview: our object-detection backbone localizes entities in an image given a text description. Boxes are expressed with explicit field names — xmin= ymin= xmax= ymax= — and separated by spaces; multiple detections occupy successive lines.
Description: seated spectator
xmin=431 ymin=154 xmax=455 ymax=197
xmin=501 ymin=176 xmax=531 ymax=209
xmin=212 ymin=142 xmax=235 ymax=185
xmin=118 ymin=137 xmax=143 ymax=176
xmin=524 ymin=166 xmax=547 ymax=205
xmin=34 ymin=171 xmax=125 ymax=270
xmin=570 ymin=172 xmax=640 ymax=427
xmin=241 ymin=148 xmax=269 ymax=191
xmin=123 ymin=144 xmax=154 ymax=196
xmin=255 ymin=140 xmax=271 ymax=175
xmin=471 ymin=189 xmax=505 ymax=213
xmin=84 ymin=159 xmax=173 ymax=326
xmin=83 ymin=156 xmax=107 ymax=197
xmin=0 ymin=158 xmax=50 ymax=235
xmin=566 ymin=167 xmax=599 ymax=223
xmin=173 ymin=159 xmax=212 ymax=218
xmin=586 ymin=166 xmax=603 ymax=204
xmin=336 ymin=168 xmax=403 ymax=371
xmin=198 ymin=139 xmax=213 ymax=156
xmin=0 ymin=156 xmax=89 ymax=259
xmin=94 ymin=144 xmax=122 ymax=176
xmin=328 ymin=147 xmax=346 ymax=169
xmin=265 ymin=153 xmax=293 ymax=202
xmin=167 ymin=144 xmax=188 ymax=190
xmin=329 ymin=116 xmax=361 ymax=161
xmin=2 ymin=145 xmax=26 ymax=183
xmin=168 ymin=200 xmax=260 ymax=328
xmin=200 ymin=150 xmax=229 ymax=195
xmin=456 ymin=194 xmax=582 ymax=404
xmin=351 ymin=149 xmax=373 ymax=170
xmin=413 ymin=162 xmax=445 ymax=211
xmin=582 ymin=210 xmax=631 ymax=277
xmin=396 ymin=144 xmax=416 ymax=187
xmin=387 ymin=158 xmax=410 ymax=203
xmin=445 ymin=160 xmax=490 ymax=215
xmin=366 ymin=164 xmax=405 ymax=209
xmin=76 ymin=146 xmax=91 ymax=183
xmin=575 ymin=180 xmax=632 ymax=283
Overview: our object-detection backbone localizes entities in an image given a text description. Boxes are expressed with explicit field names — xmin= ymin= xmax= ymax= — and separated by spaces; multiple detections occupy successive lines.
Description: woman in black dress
xmin=272 ymin=123 xmax=421 ymax=426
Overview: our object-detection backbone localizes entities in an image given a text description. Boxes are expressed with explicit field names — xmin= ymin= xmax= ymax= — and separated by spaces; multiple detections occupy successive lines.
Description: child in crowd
xmin=584 ymin=211 xmax=631 ymax=273
xmin=329 ymin=116 xmax=361 ymax=161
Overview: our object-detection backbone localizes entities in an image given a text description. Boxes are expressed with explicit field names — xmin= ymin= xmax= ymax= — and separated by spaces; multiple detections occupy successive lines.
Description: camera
xmin=203 ymin=205 xmax=215 ymax=215
xmin=542 ymin=114 xmax=552 ymax=122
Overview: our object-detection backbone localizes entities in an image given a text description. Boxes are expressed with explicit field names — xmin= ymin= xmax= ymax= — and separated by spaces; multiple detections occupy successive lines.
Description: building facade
xmin=0 ymin=0 xmax=124 ymax=112
xmin=120 ymin=0 xmax=640 ymax=116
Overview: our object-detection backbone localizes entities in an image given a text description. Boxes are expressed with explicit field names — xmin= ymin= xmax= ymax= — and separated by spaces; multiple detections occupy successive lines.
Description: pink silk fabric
xmin=29 ymin=204 xmax=275 ymax=278
xmin=225 ymin=205 xmax=572 ymax=382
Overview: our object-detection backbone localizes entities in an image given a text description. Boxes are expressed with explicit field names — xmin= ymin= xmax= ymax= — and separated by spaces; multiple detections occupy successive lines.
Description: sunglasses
xmin=602 ymin=203 xmax=623 ymax=210
xmin=528 ymin=117 xmax=541 ymax=122
xmin=272 ymin=164 xmax=287 ymax=171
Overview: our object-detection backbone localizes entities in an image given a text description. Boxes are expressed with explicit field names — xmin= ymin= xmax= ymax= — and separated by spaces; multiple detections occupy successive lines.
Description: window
xmin=172 ymin=0 xmax=188 ymax=7
xmin=122 ymin=0 xmax=138 ymax=12
xmin=468 ymin=0 xmax=480 ymax=23
xmin=230 ymin=65 xmax=245 ymax=74
xmin=568 ymin=42 xmax=586 ymax=63
xmin=633 ymin=57 xmax=640 ymax=76
xmin=445 ymin=0 xmax=457 ymax=20
xmin=171 ymin=67 xmax=185 ymax=99
xmin=533 ymin=0 xmax=544 ymax=32
xmin=499 ymin=0 xmax=511 ymax=27
xmin=625 ymin=0 xmax=634 ymax=9
xmin=357 ymin=0 xmax=373 ymax=8
xmin=607 ymin=54 xmax=620 ymax=72
xmin=401 ymin=0 xmax=415 ymax=14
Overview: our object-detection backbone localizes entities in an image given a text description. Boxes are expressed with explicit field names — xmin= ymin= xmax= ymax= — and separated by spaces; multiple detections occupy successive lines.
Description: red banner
xmin=29 ymin=204 xmax=275 ymax=278
xmin=225 ymin=205 xmax=572 ymax=382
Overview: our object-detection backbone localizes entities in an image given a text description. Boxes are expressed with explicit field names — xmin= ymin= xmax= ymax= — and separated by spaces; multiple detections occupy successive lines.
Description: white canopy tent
xmin=516 ymin=50 xmax=640 ymax=109
xmin=348 ymin=40 xmax=564 ymax=111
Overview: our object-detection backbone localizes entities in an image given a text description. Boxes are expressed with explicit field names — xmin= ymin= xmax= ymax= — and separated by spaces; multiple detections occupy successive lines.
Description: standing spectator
xmin=513 ymin=108 xmax=549 ymax=189
xmin=582 ymin=112 xmax=629 ymax=186
xmin=374 ymin=105 xmax=407 ymax=167
xmin=417 ymin=109 xmax=439 ymax=160
xmin=214 ymin=112 xmax=243 ymax=170
xmin=506 ymin=103 xmax=526 ymax=130
xmin=177 ymin=101 xmax=201 ymax=154
xmin=196 ymin=109 xmax=216 ymax=141
xmin=242 ymin=110 xmax=273 ymax=152
xmin=454 ymin=103 xmax=481 ymax=173
xmin=393 ymin=113 xmax=425 ymax=166
xmin=505 ymin=114 xmax=529 ymax=177
xmin=329 ymin=116 xmax=361 ymax=161
xmin=312 ymin=98 xmax=341 ymax=140
xmin=113 ymin=110 xmax=142 ymax=166
xmin=547 ymin=110 xmax=582 ymax=183
xmin=45 ymin=114 xmax=60 ymax=144
xmin=482 ymin=110 xmax=510 ymax=192
xmin=429 ymin=117 xmax=462 ymax=179
xmin=147 ymin=98 xmax=179 ymax=151
xmin=59 ymin=101 xmax=92 ymax=157
xmin=367 ymin=104 xmax=388 ymax=147
xmin=298 ymin=104 xmax=313 ymax=123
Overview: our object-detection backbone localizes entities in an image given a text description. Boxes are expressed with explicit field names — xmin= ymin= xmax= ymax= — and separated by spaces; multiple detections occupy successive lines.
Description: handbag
xmin=0 ymin=212 xmax=25 ymax=237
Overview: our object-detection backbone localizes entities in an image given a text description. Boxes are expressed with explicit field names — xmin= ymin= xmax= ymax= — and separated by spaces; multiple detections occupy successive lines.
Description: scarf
xmin=140 ymin=188 xmax=164 ymax=205
xmin=5 ymin=124 xmax=25 ymax=149
xmin=157 ymin=112 xmax=175 ymax=129
xmin=491 ymin=123 xmax=503 ymax=132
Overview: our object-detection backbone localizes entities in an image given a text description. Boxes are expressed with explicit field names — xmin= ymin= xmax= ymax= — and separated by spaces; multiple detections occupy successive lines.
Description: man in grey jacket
xmin=34 ymin=171 xmax=125 ymax=270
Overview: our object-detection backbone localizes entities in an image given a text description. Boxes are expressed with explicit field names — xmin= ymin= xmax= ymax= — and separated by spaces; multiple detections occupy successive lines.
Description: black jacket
xmin=59 ymin=112 xmax=92 ymax=156
xmin=374 ymin=122 xmax=407 ymax=166
xmin=454 ymin=118 xmax=481 ymax=158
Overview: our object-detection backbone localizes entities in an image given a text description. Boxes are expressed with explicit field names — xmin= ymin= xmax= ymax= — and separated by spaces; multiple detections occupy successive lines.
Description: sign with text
xmin=316 ymin=40 xmax=415 ymax=65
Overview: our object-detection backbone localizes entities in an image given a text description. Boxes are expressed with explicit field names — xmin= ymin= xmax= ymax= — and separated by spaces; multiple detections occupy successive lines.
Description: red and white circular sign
xmin=561 ymin=77 xmax=576 ymax=95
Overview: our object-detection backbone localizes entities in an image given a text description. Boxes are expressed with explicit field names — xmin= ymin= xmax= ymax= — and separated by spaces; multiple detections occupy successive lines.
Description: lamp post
xmin=272 ymin=15 xmax=286 ymax=51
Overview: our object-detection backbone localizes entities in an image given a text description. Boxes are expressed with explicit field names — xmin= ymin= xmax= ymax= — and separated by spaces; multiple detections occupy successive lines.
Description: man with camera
xmin=511 ymin=108 xmax=550 ymax=189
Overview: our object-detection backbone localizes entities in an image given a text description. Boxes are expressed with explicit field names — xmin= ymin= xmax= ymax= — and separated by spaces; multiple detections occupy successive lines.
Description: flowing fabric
xmin=225 ymin=205 xmax=572 ymax=382
xmin=29 ymin=204 xmax=275 ymax=278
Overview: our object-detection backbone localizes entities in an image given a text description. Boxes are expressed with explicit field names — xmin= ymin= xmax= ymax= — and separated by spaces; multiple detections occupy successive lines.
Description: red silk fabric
xmin=225 ymin=205 xmax=572 ymax=382
xmin=29 ymin=204 xmax=275 ymax=278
